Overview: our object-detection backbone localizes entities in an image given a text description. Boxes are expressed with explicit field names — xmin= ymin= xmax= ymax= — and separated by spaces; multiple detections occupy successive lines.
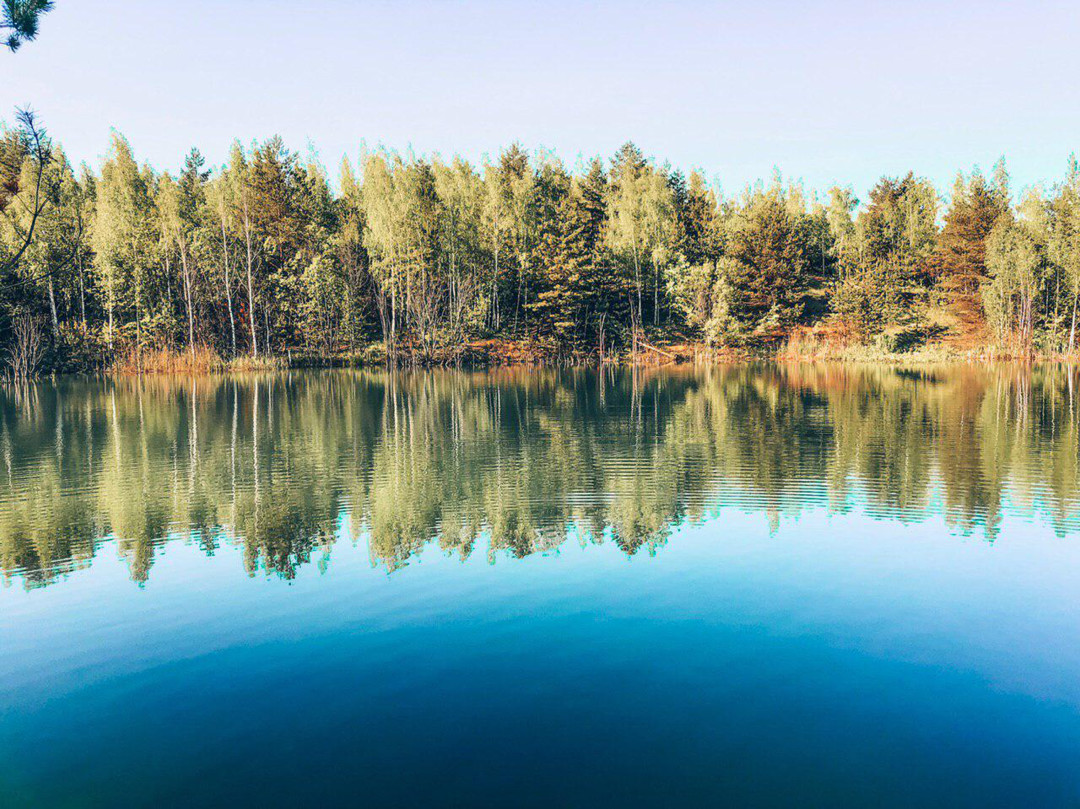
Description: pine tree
xmin=932 ymin=163 xmax=1010 ymax=341
xmin=724 ymin=193 xmax=811 ymax=335
xmin=2 ymin=0 xmax=53 ymax=51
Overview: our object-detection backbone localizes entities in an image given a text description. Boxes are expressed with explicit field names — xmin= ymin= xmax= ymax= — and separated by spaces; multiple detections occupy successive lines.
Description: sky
xmin=2 ymin=0 xmax=1079 ymax=198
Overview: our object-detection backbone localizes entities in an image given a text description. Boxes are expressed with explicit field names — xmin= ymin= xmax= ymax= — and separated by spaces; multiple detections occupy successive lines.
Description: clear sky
xmin=2 ymin=0 xmax=1078 ymax=198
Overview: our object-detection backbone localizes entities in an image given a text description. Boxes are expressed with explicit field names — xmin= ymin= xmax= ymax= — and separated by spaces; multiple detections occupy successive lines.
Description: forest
xmin=3 ymin=116 xmax=1080 ymax=375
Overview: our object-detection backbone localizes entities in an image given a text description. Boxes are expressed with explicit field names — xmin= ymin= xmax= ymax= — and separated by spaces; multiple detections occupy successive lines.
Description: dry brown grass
xmin=778 ymin=323 xmax=862 ymax=361
xmin=777 ymin=323 xmax=969 ymax=363
xmin=113 ymin=345 xmax=226 ymax=374
xmin=112 ymin=347 xmax=288 ymax=375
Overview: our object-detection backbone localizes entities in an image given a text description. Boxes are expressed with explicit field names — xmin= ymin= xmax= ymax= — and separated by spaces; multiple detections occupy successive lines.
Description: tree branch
xmin=0 ymin=107 xmax=51 ymax=277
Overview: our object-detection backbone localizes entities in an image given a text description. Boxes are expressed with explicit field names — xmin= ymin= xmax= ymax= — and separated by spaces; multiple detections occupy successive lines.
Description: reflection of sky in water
xmin=2 ymin=367 xmax=1080 ymax=806
xmin=3 ymin=506 xmax=1079 ymax=807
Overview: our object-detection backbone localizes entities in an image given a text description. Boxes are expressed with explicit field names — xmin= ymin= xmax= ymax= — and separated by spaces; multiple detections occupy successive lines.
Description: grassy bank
xmin=89 ymin=334 xmax=1080 ymax=378
xmin=111 ymin=347 xmax=287 ymax=375
xmin=774 ymin=325 xmax=1071 ymax=364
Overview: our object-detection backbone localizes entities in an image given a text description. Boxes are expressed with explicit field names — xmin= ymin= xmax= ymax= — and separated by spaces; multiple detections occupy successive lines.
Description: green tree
xmin=2 ymin=0 xmax=53 ymax=51
xmin=336 ymin=156 xmax=371 ymax=351
xmin=605 ymin=142 xmax=652 ymax=349
xmin=832 ymin=173 xmax=937 ymax=335
xmin=246 ymin=136 xmax=306 ymax=353
xmin=92 ymin=132 xmax=157 ymax=353
xmin=723 ymin=191 xmax=812 ymax=336
xmin=228 ymin=141 xmax=260 ymax=356
xmin=932 ymin=162 xmax=1010 ymax=340
xmin=0 ymin=145 xmax=85 ymax=337
xmin=984 ymin=215 xmax=1043 ymax=352
xmin=434 ymin=156 xmax=486 ymax=345
xmin=206 ymin=168 xmax=238 ymax=356
xmin=1049 ymin=157 xmax=1080 ymax=352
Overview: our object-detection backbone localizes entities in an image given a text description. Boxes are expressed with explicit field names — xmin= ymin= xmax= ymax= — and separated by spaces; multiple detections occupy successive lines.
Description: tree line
xmin=3 ymin=122 xmax=1080 ymax=373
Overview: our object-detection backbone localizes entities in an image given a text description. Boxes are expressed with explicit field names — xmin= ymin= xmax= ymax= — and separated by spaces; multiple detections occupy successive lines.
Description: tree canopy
xmin=3 ymin=127 xmax=1079 ymax=374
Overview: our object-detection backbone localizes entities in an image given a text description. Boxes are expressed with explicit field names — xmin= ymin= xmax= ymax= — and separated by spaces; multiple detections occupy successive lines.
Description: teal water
xmin=1 ymin=365 xmax=1079 ymax=807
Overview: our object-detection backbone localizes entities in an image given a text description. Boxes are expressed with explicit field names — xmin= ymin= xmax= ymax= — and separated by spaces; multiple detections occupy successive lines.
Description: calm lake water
xmin=2 ymin=365 xmax=1080 ymax=807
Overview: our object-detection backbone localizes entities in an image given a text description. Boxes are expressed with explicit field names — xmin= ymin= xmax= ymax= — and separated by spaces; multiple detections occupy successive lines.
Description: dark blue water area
xmin=3 ymin=508 xmax=1079 ymax=808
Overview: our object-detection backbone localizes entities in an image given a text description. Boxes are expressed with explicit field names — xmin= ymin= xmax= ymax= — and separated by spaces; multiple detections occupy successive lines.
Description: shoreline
xmin=21 ymin=339 xmax=1080 ymax=380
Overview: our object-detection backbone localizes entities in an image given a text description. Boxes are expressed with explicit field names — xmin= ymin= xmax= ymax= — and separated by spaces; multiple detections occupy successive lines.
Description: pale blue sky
xmin=2 ymin=0 xmax=1078 ymax=198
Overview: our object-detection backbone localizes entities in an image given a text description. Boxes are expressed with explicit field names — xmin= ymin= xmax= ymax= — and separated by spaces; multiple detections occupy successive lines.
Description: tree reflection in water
xmin=2 ymin=364 xmax=1079 ymax=588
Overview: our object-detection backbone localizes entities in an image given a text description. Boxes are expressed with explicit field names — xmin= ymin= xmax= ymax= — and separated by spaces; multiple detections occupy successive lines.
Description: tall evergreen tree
xmin=932 ymin=162 xmax=1010 ymax=340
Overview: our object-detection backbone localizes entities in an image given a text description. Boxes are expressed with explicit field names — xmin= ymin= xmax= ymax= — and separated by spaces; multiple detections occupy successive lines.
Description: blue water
xmin=1 ymin=367 xmax=1079 ymax=807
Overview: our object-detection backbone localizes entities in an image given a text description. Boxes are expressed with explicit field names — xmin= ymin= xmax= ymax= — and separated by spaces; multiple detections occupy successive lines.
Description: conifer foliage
xmin=3 ymin=126 xmax=1080 ymax=373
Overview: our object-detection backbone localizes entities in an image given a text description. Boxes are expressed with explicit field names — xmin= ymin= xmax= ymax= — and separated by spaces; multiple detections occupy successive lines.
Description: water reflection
xmin=3 ymin=364 xmax=1079 ymax=588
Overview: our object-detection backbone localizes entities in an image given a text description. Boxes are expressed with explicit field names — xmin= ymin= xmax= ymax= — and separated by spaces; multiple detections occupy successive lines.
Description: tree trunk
xmin=390 ymin=284 xmax=397 ymax=362
xmin=492 ymin=238 xmax=500 ymax=331
xmin=47 ymin=274 xmax=58 ymax=335
xmin=107 ymin=266 xmax=115 ymax=351
xmin=1070 ymin=290 xmax=1078 ymax=354
xmin=243 ymin=199 xmax=258 ymax=357
xmin=132 ymin=236 xmax=143 ymax=365
xmin=653 ymin=256 xmax=659 ymax=326
xmin=77 ymin=250 xmax=87 ymax=327
xmin=180 ymin=241 xmax=195 ymax=359
xmin=221 ymin=213 xmax=236 ymax=357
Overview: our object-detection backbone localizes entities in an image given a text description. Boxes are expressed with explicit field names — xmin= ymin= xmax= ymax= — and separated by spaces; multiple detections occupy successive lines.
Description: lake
xmin=2 ymin=365 xmax=1079 ymax=807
